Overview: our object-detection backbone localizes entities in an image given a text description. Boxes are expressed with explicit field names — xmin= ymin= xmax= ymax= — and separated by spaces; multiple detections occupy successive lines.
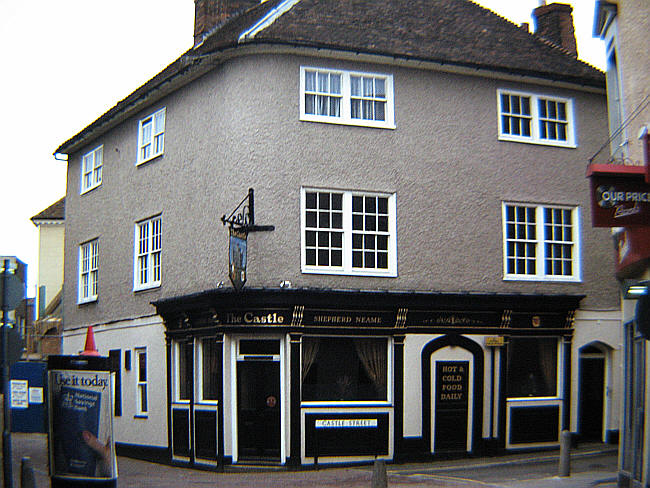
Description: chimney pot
xmin=194 ymin=0 xmax=260 ymax=47
xmin=532 ymin=2 xmax=578 ymax=56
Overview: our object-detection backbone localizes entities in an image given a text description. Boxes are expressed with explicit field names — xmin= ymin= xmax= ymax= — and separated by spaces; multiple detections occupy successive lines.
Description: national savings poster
xmin=48 ymin=369 xmax=117 ymax=480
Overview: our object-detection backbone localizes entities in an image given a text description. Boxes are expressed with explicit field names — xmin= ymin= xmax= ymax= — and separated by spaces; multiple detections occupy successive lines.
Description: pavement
xmin=7 ymin=433 xmax=618 ymax=487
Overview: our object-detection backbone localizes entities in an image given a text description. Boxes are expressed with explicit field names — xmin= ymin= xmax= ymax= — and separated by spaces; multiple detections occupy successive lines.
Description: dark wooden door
xmin=578 ymin=356 xmax=605 ymax=441
xmin=237 ymin=360 xmax=281 ymax=460
xmin=434 ymin=361 xmax=469 ymax=453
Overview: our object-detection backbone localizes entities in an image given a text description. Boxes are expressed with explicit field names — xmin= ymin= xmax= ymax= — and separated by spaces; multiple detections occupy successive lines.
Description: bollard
xmin=21 ymin=457 xmax=36 ymax=488
xmin=558 ymin=430 xmax=571 ymax=477
xmin=371 ymin=458 xmax=387 ymax=488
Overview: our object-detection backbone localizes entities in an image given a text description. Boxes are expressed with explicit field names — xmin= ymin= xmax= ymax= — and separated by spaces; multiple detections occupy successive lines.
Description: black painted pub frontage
xmin=153 ymin=288 xmax=581 ymax=468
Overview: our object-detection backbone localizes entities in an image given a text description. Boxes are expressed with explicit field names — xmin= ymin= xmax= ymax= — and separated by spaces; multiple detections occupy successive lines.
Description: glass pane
xmin=305 ymin=94 xmax=315 ymax=114
xmin=521 ymin=97 xmax=530 ymax=115
xmin=365 ymin=215 xmax=376 ymax=231
xmin=318 ymin=249 xmax=329 ymax=266
xmin=331 ymin=193 xmax=343 ymax=210
xmin=352 ymin=250 xmax=362 ymax=268
xmin=351 ymin=99 xmax=361 ymax=119
xmin=375 ymin=78 xmax=385 ymax=98
xmin=318 ymin=211 xmax=329 ymax=228
xmin=319 ymin=192 xmax=330 ymax=210
xmin=306 ymin=249 xmax=316 ymax=265
xmin=305 ymin=71 xmax=316 ymax=91
xmin=507 ymin=338 xmax=558 ymax=397
xmin=331 ymin=250 xmax=342 ymax=266
xmin=305 ymin=192 xmax=317 ymax=209
xmin=363 ymin=77 xmax=373 ymax=96
xmin=501 ymin=94 xmax=510 ymax=112
xmin=375 ymin=101 xmax=385 ymax=121
xmin=202 ymin=340 xmax=218 ymax=400
xmin=138 ymin=352 xmax=147 ymax=381
xmin=331 ymin=232 xmax=342 ymax=248
xmin=365 ymin=197 xmax=376 ymax=213
xmin=330 ymin=74 xmax=341 ymax=94
xmin=351 ymin=76 xmax=361 ymax=96
xmin=352 ymin=214 xmax=363 ymax=230
xmin=352 ymin=196 xmax=363 ymax=212
xmin=301 ymin=337 xmax=387 ymax=401
xmin=306 ymin=211 xmax=316 ymax=228
xmin=377 ymin=252 xmax=388 ymax=269
xmin=317 ymin=231 xmax=329 ymax=246
xmin=305 ymin=230 xmax=316 ymax=246
xmin=318 ymin=72 xmax=328 ymax=92
xmin=331 ymin=212 xmax=342 ymax=229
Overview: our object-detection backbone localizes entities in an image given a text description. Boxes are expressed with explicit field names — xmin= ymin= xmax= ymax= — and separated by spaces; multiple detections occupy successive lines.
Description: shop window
xmin=177 ymin=341 xmax=193 ymax=401
xmin=507 ymin=338 xmax=558 ymax=397
xmin=201 ymin=339 xmax=219 ymax=401
xmin=302 ymin=337 xmax=387 ymax=402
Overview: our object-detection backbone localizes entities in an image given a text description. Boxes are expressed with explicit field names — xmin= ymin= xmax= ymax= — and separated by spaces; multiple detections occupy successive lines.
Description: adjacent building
xmin=30 ymin=197 xmax=65 ymax=357
xmin=55 ymin=0 xmax=621 ymax=468
xmin=593 ymin=1 xmax=650 ymax=486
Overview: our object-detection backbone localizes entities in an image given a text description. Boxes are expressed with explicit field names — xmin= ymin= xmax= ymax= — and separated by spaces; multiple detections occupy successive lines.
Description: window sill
xmin=78 ymin=297 xmax=98 ymax=306
xmin=301 ymin=401 xmax=392 ymax=408
xmin=300 ymin=115 xmax=396 ymax=130
xmin=302 ymin=267 xmax=397 ymax=278
xmin=135 ymin=153 xmax=163 ymax=167
xmin=498 ymin=135 xmax=576 ymax=149
xmin=503 ymin=275 xmax=581 ymax=283
xmin=80 ymin=184 xmax=102 ymax=196
xmin=133 ymin=283 xmax=161 ymax=293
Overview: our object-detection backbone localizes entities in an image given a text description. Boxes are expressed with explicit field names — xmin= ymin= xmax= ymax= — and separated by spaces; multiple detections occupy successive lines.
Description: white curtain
xmin=301 ymin=338 xmax=320 ymax=383
xmin=354 ymin=339 xmax=387 ymax=396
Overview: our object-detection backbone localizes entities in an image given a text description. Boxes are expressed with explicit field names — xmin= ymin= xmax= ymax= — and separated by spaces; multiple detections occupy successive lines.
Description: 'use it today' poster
xmin=48 ymin=368 xmax=117 ymax=480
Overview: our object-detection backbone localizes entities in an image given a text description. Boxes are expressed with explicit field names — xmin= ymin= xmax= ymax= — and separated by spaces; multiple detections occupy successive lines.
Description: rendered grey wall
xmin=63 ymin=52 xmax=618 ymax=329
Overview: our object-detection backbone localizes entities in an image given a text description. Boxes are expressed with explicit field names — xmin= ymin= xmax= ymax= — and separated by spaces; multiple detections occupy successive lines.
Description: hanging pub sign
xmin=222 ymin=188 xmax=274 ymax=291
xmin=588 ymin=164 xmax=650 ymax=227
xmin=229 ymin=227 xmax=248 ymax=291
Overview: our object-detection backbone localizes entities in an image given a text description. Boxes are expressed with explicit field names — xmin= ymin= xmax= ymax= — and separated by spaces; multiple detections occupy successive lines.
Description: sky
xmin=0 ymin=0 xmax=606 ymax=297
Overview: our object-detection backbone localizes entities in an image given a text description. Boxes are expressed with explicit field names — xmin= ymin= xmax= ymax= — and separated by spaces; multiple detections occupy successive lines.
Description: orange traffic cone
xmin=81 ymin=326 xmax=100 ymax=356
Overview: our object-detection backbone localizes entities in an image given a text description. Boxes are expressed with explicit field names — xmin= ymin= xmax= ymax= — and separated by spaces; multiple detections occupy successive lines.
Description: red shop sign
xmin=588 ymin=165 xmax=650 ymax=227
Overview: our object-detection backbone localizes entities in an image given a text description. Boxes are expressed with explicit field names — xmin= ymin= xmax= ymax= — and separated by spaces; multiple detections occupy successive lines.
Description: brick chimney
xmin=194 ymin=0 xmax=260 ymax=47
xmin=532 ymin=3 xmax=578 ymax=56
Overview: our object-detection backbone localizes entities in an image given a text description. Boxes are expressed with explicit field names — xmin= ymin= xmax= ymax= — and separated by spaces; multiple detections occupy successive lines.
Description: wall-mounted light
xmin=280 ymin=280 xmax=292 ymax=289
xmin=622 ymin=279 xmax=650 ymax=299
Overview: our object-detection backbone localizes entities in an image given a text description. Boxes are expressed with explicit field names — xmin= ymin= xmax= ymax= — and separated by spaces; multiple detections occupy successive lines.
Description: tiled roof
xmin=31 ymin=197 xmax=65 ymax=222
xmin=56 ymin=0 xmax=603 ymax=154
xmin=203 ymin=0 xmax=604 ymax=86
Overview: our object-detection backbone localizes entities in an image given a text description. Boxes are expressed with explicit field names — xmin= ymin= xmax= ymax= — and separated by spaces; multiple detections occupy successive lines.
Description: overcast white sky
xmin=0 ymin=0 xmax=605 ymax=296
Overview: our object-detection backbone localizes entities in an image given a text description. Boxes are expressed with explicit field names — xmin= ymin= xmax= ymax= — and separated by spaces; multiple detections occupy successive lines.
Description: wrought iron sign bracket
xmin=221 ymin=188 xmax=275 ymax=232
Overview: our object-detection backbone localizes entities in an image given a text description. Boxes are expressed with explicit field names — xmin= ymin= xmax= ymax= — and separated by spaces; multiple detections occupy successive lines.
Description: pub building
xmin=153 ymin=287 xmax=580 ymax=467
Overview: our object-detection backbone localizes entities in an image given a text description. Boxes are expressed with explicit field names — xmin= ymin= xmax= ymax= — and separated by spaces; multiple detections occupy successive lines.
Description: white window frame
xmin=502 ymin=202 xmax=581 ymax=282
xmin=300 ymin=67 xmax=395 ymax=129
xmin=78 ymin=239 xmax=98 ymax=304
xmin=497 ymin=89 xmax=576 ymax=148
xmin=135 ymin=347 xmax=148 ymax=417
xmin=133 ymin=215 xmax=162 ymax=291
xmin=301 ymin=187 xmax=397 ymax=277
xmin=80 ymin=145 xmax=103 ymax=194
xmin=136 ymin=107 xmax=166 ymax=165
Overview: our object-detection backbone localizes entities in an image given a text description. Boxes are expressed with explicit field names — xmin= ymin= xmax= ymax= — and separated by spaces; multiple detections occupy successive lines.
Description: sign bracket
xmin=221 ymin=188 xmax=275 ymax=232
